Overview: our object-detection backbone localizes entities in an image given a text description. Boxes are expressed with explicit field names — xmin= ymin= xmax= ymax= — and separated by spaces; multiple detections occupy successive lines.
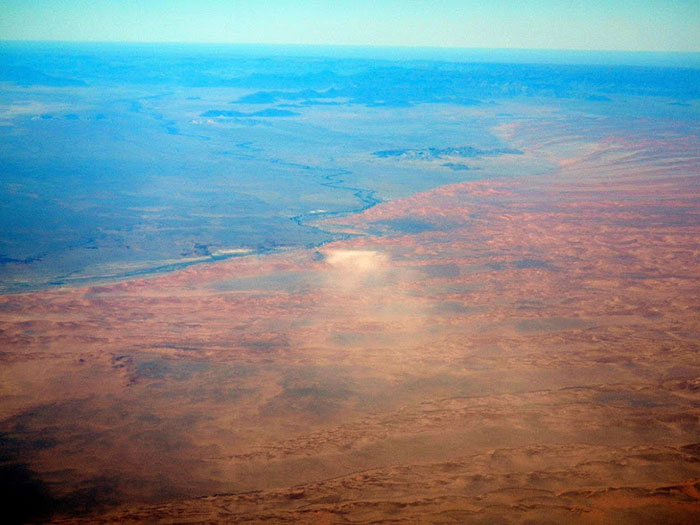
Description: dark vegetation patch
xmin=442 ymin=162 xmax=476 ymax=171
xmin=239 ymin=334 xmax=291 ymax=354
xmin=260 ymin=366 xmax=357 ymax=419
xmin=136 ymin=360 xmax=169 ymax=380
xmin=233 ymin=88 xmax=343 ymax=104
xmin=431 ymin=301 xmax=485 ymax=314
xmin=373 ymin=146 xmax=523 ymax=160
xmin=595 ymin=390 xmax=670 ymax=409
xmin=513 ymin=258 xmax=552 ymax=269
xmin=371 ymin=218 xmax=440 ymax=234
xmin=132 ymin=356 xmax=209 ymax=382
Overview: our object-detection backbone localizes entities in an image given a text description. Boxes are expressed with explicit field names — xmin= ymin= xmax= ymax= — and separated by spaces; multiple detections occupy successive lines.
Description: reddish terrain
xmin=1 ymin=114 xmax=699 ymax=523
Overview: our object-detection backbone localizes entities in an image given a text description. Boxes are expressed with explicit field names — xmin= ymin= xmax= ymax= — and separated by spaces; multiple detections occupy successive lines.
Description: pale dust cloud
xmin=319 ymin=249 xmax=428 ymax=348
xmin=323 ymin=249 xmax=391 ymax=290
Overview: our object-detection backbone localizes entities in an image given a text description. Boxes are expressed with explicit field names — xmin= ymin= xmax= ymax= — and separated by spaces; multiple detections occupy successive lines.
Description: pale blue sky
xmin=1 ymin=0 xmax=698 ymax=51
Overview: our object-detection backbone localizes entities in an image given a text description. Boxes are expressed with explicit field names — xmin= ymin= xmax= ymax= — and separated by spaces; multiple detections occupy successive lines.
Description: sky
xmin=0 ymin=0 xmax=699 ymax=52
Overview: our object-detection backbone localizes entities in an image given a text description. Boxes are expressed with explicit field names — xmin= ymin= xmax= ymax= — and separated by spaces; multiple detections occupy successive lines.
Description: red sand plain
xmin=1 ymin=114 xmax=700 ymax=523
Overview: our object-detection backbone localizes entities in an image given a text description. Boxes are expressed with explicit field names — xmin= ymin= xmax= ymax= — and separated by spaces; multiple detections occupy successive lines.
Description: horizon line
xmin=3 ymin=41 xmax=699 ymax=69
xmin=2 ymin=39 xmax=700 ymax=55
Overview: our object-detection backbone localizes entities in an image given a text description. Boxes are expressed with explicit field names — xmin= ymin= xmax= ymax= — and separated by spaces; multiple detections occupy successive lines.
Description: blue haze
xmin=0 ymin=43 xmax=699 ymax=292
